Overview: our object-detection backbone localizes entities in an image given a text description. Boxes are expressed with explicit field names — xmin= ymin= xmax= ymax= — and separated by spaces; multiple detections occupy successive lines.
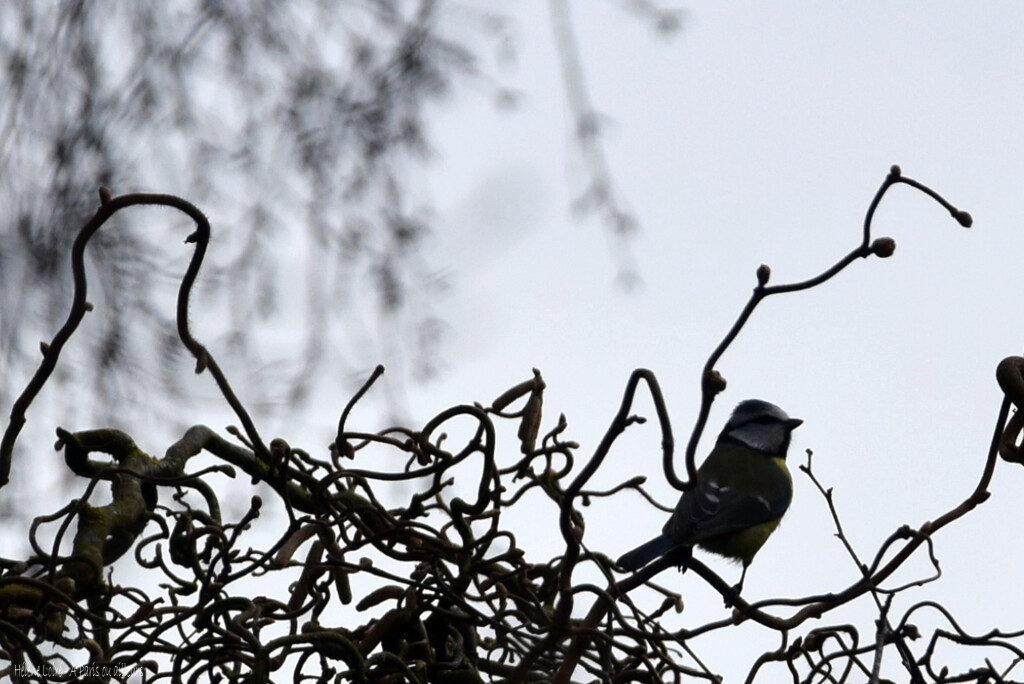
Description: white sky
xmin=384 ymin=2 xmax=1024 ymax=679
xmin=6 ymin=2 xmax=1023 ymax=680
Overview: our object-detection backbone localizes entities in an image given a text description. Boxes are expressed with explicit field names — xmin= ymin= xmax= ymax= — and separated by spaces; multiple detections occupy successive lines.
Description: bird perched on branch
xmin=617 ymin=399 xmax=802 ymax=595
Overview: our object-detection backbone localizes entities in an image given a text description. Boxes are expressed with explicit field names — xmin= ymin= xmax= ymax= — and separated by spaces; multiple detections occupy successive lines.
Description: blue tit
xmin=617 ymin=399 xmax=802 ymax=594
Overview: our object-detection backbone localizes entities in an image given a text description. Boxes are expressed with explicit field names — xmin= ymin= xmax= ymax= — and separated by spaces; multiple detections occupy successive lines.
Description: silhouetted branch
xmin=0 ymin=190 xmax=271 ymax=489
xmin=684 ymin=165 xmax=972 ymax=471
xmin=1 ymin=171 xmax=1020 ymax=683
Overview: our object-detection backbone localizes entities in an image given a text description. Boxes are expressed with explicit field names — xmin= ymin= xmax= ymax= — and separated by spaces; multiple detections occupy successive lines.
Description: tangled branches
xmin=0 ymin=169 xmax=1021 ymax=683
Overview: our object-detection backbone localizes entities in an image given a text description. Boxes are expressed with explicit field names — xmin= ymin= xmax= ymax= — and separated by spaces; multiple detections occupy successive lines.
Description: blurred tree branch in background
xmin=0 ymin=1 xmax=681 ymax=478
xmin=1 ymin=1 xmax=467 ymax=422
xmin=2 ymin=171 xmax=1022 ymax=682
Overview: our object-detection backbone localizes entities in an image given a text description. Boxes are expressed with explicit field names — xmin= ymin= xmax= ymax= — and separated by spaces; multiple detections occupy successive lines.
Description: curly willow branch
xmin=538 ymin=166 xmax=977 ymax=681
xmin=3 ymin=169 xmax=1016 ymax=684
xmin=682 ymin=165 xmax=972 ymax=479
xmin=0 ymin=189 xmax=270 ymax=488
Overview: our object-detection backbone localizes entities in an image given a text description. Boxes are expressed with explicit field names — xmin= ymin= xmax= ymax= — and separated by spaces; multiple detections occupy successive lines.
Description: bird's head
xmin=719 ymin=399 xmax=802 ymax=457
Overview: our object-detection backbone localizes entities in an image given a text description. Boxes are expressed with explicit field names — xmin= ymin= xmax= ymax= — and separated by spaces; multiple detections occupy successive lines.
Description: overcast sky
xmin=7 ymin=2 xmax=1022 ymax=680
xmin=377 ymin=2 xmax=1024 ymax=679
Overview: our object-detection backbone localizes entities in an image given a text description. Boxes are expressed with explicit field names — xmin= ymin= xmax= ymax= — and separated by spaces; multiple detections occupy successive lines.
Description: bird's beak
xmin=786 ymin=418 xmax=803 ymax=430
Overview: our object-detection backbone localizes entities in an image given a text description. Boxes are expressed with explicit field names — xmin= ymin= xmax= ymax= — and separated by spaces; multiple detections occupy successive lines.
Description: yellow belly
xmin=697 ymin=519 xmax=782 ymax=566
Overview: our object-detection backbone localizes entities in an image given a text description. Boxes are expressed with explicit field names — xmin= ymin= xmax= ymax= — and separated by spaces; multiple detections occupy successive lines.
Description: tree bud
xmin=870 ymin=237 xmax=896 ymax=258
xmin=702 ymin=369 xmax=727 ymax=394
xmin=953 ymin=209 xmax=973 ymax=228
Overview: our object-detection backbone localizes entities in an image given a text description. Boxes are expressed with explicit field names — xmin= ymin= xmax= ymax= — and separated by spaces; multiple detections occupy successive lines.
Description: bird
xmin=617 ymin=399 xmax=802 ymax=596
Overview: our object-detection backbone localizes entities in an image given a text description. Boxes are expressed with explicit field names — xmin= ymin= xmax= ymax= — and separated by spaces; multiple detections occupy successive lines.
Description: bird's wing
xmin=662 ymin=478 xmax=788 ymax=544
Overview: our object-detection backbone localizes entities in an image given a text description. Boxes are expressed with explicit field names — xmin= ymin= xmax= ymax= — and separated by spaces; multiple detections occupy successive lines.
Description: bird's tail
xmin=616 ymin=534 xmax=676 ymax=571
